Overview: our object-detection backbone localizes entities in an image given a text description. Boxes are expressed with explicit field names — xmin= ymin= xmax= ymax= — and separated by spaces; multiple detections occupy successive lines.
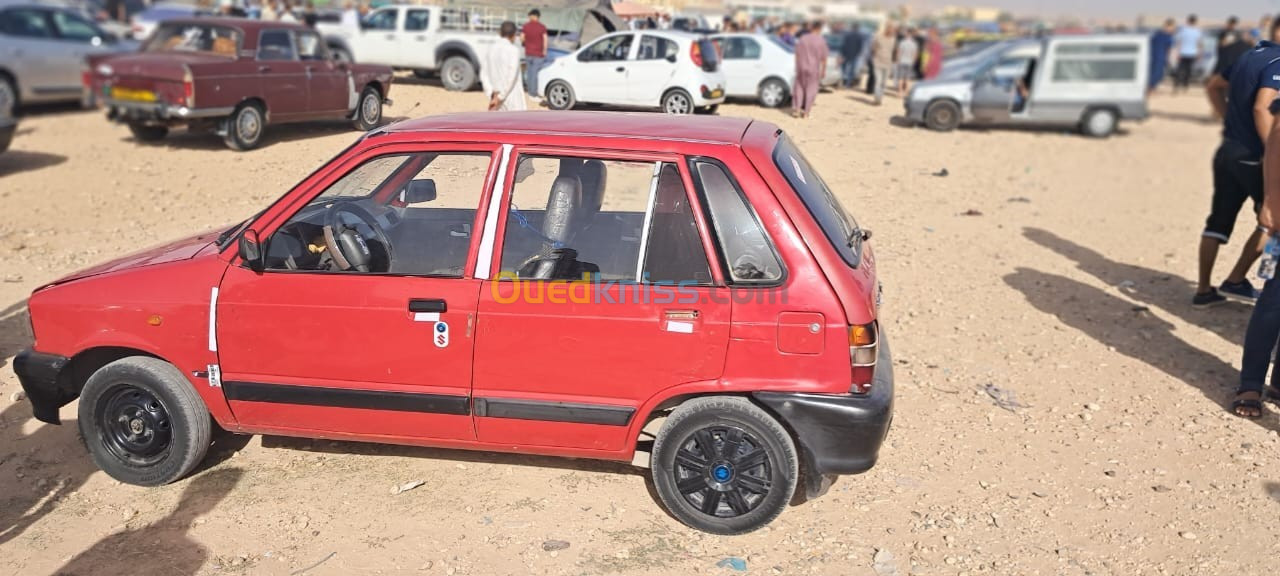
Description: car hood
xmin=45 ymin=230 xmax=220 ymax=287
xmin=908 ymin=78 xmax=972 ymax=103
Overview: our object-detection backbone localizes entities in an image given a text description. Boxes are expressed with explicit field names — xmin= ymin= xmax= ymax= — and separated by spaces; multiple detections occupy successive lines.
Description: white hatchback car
xmin=711 ymin=32 xmax=842 ymax=108
xmin=539 ymin=30 xmax=726 ymax=115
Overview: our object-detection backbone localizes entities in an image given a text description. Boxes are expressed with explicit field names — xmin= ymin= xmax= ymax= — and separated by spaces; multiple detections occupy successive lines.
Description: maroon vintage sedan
xmin=86 ymin=18 xmax=393 ymax=151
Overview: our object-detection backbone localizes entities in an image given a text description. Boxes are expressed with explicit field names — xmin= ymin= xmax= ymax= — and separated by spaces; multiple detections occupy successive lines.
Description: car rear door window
xmin=51 ymin=9 xmax=99 ymax=42
xmin=690 ymin=160 xmax=783 ymax=283
xmin=0 ymin=8 xmax=54 ymax=38
xmin=499 ymin=155 xmax=712 ymax=284
xmin=258 ymin=29 xmax=297 ymax=61
xmin=264 ymin=152 xmax=492 ymax=277
xmin=723 ymin=37 xmax=761 ymax=60
xmin=636 ymin=35 xmax=677 ymax=60
xmin=405 ymin=9 xmax=430 ymax=32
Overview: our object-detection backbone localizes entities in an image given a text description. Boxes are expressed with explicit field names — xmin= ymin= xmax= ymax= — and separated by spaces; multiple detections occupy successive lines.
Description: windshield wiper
xmin=847 ymin=226 xmax=871 ymax=248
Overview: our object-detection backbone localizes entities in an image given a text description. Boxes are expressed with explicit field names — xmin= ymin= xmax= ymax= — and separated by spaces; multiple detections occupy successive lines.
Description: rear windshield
xmin=773 ymin=134 xmax=862 ymax=268
xmin=144 ymin=23 xmax=241 ymax=57
xmin=696 ymin=38 xmax=719 ymax=70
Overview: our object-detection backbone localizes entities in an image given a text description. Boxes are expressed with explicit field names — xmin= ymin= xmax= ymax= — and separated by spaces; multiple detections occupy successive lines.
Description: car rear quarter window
xmin=691 ymin=159 xmax=784 ymax=284
xmin=637 ymin=35 xmax=677 ymax=60
xmin=258 ymin=29 xmax=297 ymax=61
xmin=772 ymin=135 xmax=862 ymax=268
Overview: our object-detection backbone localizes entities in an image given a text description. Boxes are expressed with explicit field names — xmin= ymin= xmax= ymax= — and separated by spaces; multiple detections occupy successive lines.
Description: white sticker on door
xmin=665 ymin=321 xmax=694 ymax=334
xmin=434 ymin=321 xmax=450 ymax=348
xmin=414 ymin=312 xmax=440 ymax=322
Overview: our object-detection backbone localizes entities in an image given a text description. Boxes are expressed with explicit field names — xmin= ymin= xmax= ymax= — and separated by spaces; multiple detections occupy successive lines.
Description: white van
xmin=905 ymin=35 xmax=1150 ymax=137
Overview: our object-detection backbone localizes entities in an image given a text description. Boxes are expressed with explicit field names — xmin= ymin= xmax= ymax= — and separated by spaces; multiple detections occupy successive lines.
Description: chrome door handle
xmin=664 ymin=310 xmax=700 ymax=320
xmin=258 ymin=65 xmax=271 ymax=73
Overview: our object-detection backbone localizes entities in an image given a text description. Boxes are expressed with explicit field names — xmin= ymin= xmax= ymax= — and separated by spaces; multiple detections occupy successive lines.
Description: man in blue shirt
xmin=1173 ymin=14 xmax=1204 ymax=92
xmin=1149 ymin=19 xmax=1175 ymax=95
xmin=1198 ymin=23 xmax=1280 ymax=309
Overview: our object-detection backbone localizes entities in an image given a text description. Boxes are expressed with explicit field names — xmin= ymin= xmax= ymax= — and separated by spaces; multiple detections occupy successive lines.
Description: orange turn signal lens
xmin=850 ymin=324 xmax=876 ymax=347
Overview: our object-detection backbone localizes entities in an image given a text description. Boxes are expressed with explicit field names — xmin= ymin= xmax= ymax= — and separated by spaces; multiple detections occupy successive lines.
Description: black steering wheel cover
xmin=323 ymin=200 xmax=395 ymax=272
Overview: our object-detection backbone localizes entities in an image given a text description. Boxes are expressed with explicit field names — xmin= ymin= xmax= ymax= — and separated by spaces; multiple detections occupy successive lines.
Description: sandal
xmin=1232 ymin=390 xmax=1264 ymax=419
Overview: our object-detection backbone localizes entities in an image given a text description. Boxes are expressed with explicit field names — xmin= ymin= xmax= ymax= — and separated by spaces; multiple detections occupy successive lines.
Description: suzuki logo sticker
xmin=434 ymin=321 xmax=450 ymax=348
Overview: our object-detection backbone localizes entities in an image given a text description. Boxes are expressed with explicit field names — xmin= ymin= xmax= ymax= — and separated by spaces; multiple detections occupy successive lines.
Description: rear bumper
xmin=753 ymin=333 xmax=894 ymax=479
xmin=104 ymin=100 xmax=235 ymax=124
xmin=13 ymin=349 xmax=73 ymax=425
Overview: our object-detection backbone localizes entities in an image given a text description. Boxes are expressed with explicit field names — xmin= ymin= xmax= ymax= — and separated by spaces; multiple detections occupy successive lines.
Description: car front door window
xmin=0 ymin=8 xmax=54 ymax=38
xmin=266 ymin=153 xmax=492 ymax=277
xmin=363 ymin=8 xmax=397 ymax=31
xmin=580 ymin=34 xmax=632 ymax=62
xmin=51 ymin=10 xmax=100 ymax=43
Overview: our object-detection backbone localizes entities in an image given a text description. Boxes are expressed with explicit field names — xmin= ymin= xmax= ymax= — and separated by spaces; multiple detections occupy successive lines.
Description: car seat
xmin=518 ymin=174 xmax=597 ymax=280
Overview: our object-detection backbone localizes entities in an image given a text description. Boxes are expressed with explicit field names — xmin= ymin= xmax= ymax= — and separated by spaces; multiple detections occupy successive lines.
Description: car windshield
xmin=773 ymin=134 xmax=863 ymax=268
xmin=144 ymin=23 xmax=241 ymax=57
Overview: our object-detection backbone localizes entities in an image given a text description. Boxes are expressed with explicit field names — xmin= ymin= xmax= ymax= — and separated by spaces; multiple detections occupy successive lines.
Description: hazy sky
xmin=915 ymin=0 xmax=1280 ymax=21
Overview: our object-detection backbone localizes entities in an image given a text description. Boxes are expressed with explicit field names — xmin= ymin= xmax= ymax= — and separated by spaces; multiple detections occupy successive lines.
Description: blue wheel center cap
xmin=712 ymin=464 xmax=732 ymax=482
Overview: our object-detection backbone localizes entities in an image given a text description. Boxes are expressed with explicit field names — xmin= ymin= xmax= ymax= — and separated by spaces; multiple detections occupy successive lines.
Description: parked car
xmin=128 ymin=2 xmax=209 ymax=41
xmin=539 ymin=30 xmax=726 ymax=114
xmin=13 ymin=111 xmax=892 ymax=535
xmin=0 ymin=2 xmax=138 ymax=109
xmin=905 ymin=34 xmax=1150 ymax=137
xmin=86 ymin=18 xmax=393 ymax=151
xmin=319 ymin=2 xmax=624 ymax=92
xmin=713 ymin=32 xmax=841 ymax=108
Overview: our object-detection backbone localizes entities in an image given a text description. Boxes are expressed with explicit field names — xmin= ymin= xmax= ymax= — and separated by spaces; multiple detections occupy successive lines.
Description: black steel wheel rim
xmin=96 ymin=383 xmax=172 ymax=466
xmin=673 ymin=425 xmax=772 ymax=518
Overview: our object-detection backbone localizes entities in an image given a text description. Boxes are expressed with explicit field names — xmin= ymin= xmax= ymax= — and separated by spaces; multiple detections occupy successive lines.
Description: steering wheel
xmin=323 ymin=200 xmax=394 ymax=272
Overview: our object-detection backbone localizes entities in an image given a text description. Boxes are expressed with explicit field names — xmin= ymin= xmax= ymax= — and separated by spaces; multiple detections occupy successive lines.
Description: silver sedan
xmin=0 ymin=2 xmax=138 ymax=110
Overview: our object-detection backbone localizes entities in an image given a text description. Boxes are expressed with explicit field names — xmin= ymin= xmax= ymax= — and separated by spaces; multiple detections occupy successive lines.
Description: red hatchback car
xmin=15 ymin=112 xmax=892 ymax=534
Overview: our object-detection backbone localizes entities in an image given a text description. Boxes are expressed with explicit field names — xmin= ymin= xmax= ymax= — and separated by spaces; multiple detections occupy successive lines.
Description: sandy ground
xmin=1 ymin=78 xmax=1278 ymax=576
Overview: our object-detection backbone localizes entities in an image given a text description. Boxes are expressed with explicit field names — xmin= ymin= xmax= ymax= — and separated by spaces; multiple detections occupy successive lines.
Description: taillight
xmin=690 ymin=41 xmax=704 ymax=68
xmin=850 ymin=323 xmax=877 ymax=394
xmin=81 ymin=63 xmax=91 ymax=90
xmin=182 ymin=66 xmax=194 ymax=108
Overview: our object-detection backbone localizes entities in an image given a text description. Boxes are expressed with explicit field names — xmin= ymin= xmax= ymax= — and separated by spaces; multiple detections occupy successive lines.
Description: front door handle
xmin=258 ymin=65 xmax=271 ymax=73
xmin=409 ymin=299 xmax=447 ymax=313
xmin=615 ymin=66 xmax=625 ymax=72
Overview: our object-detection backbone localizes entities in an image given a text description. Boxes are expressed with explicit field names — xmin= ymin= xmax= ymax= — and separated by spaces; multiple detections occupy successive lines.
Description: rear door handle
xmin=409 ymin=299 xmax=448 ymax=313
xmin=258 ymin=65 xmax=271 ymax=73
xmin=664 ymin=310 xmax=700 ymax=320
xmin=615 ymin=66 xmax=625 ymax=72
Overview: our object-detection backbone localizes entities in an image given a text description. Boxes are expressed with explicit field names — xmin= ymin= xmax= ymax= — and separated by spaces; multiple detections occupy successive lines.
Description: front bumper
xmin=13 ymin=349 xmax=73 ymax=425
xmin=104 ymin=100 xmax=235 ymax=124
xmin=754 ymin=333 xmax=894 ymax=483
xmin=904 ymin=98 xmax=928 ymax=122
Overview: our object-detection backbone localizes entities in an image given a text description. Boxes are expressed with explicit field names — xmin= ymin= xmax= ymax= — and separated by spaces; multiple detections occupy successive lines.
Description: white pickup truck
xmin=320 ymin=2 xmax=625 ymax=92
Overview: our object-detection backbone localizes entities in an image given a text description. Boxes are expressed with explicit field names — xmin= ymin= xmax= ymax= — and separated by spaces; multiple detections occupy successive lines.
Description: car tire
xmin=1081 ymin=108 xmax=1118 ymax=138
xmin=78 ymin=357 xmax=212 ymax=487
xmin=545 ymin=80 xmax=576 ymax=111
xmin=329 ymin=45 xmax=353 ymax=63
xmin=352 ymin=86 xmax=383 ymax=131
xmin=441 ymin=56 xmax=477 ymax=92
xmin=696 ymin=104 xmax=719 ymax=115
xmin=923 ymin=100 xmax=961 ymax=132
xmin=223 ymin=102 xmax=265 ymax=151
xmin=651 ymin=396 xmax=798 ymax=535
xmin=128 ymin=123 xmax=169 ymax=142
xmin=661 ymin=88 xmax=694 ymax=115
xmin=0 ymin=74 xmax=17 ymax=117
xmin=758 ymin=77 xmax=788 ymax=108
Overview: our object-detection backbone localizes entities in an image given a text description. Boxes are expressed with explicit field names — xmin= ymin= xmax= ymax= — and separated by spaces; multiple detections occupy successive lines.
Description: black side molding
xmin=474 ymin=397 xmax=635 ymax=427
xmin=223 ymin=381 xmax=470 ymax=416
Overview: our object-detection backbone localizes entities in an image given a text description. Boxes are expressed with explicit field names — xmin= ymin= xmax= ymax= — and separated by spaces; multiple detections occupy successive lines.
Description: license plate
xmin=709 ymin=89 xmax=724 ymax=99
xmin=110 ymin=87 xmax=156 ymax=102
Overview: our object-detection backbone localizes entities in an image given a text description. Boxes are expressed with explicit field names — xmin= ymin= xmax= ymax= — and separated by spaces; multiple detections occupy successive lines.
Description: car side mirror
xmin=404 ymin=179 xmax=437 ymax=203
xmin=239 ymin=229 xmax=265 ymax=272
xmin=665 ymin=53 xmax=678 ymax=63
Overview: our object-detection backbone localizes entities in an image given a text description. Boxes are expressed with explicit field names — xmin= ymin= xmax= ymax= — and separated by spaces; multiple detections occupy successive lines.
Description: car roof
xmin=385 ymin=111 xmax=759 ymax=146
xmin=162 ymin=16 xmax=309 ymax=34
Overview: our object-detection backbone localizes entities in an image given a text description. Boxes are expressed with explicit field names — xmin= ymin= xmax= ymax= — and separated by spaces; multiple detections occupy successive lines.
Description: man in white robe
xmin=481 ymin=22 xmax=527 ymax=111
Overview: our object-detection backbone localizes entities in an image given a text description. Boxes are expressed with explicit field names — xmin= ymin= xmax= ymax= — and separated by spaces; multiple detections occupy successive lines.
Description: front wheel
xmin=128 ymin=123 xmax=169 ymax=142
xmin=545 ymin=80 xmax=576 ymax=111
xmin=1081 ymin=108 xmax=1118 ymax=138
xmin=923 ymin=100 xmax=961 ymax=132
xmin=352 ymin=86 xmax=383 ymax=131
xmin=441 ymin=56 xmax=477 ymax=92
xmin=661 ymin=89 xmax=694 ymax=115
xmin=78 ymin=357 xmax=212 ymax=486
xmin=651 ymin=396 xmax=798 ymax=535
xmin=223 ymin=102 xmax=265 ymax=151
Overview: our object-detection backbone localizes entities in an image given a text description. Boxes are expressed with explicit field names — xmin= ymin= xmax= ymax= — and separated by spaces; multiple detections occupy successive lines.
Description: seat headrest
xmin=542 ymin=174 xmax=582 ymax=245
xmin=579 ymin=160 xmax=607 ymax=217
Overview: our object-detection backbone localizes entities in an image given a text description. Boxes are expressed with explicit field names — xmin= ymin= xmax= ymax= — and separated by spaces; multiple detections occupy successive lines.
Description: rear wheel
xmin=651 ymin=396 xmax=798 ymax=535
xmin=1081 ymin=108 xmax=1118 ymax=138
xmin=923 ymin=100 xmax=961 ymax=132
xmin=441 ymin=55 xmax=477 ymax=91
xmin=223 ymin=102 xmax=265 ymax=151
xmin=128 ymin=123 xmax=169 ymax=142
xmin=78 ymin=357 xmax=212 ymax=486
xmin=545 ymin=80 xmax=576 ymax=111
xmin=758 ymin=77 xmax=788 ymax=108
xmin=352 ymin=86 xmax=383 ymax=131
xmin=661 ymin=88 xmax=694 ymax=115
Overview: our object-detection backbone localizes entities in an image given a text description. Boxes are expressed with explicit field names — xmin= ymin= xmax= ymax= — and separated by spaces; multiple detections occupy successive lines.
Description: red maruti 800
xmin=15 ymin=112 xmax=892 ymax=534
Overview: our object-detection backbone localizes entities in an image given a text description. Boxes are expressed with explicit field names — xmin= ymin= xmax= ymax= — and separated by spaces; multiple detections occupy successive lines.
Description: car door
xmin=216 ymin=144 xmax=500 ymax=441
xmin=296 ymin=29 xmax=348 ymax=115
xmin=0 ymin=8 xmax=70 ymax=102
xmin=48 ymin=9 xmax=109 ymax=98
xmin=401 ymin=7 xmax=431 ymax=67
xmin=716 ymin=36 xmax=764 ymax=98
xmin=572 ymin=33 xmax=633 ymax=104
xmin=970 ymin=56 xmax=1028 ymax=122
xmin=628 ymin=34 xmax=679 ymax=105
xmin=256 ymin=28 xmax=309 ymax=119
xmin=353 ymin=7 xmax=399 ymax=64
xmin=471 ymin=149 xmax=731 ymax=452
